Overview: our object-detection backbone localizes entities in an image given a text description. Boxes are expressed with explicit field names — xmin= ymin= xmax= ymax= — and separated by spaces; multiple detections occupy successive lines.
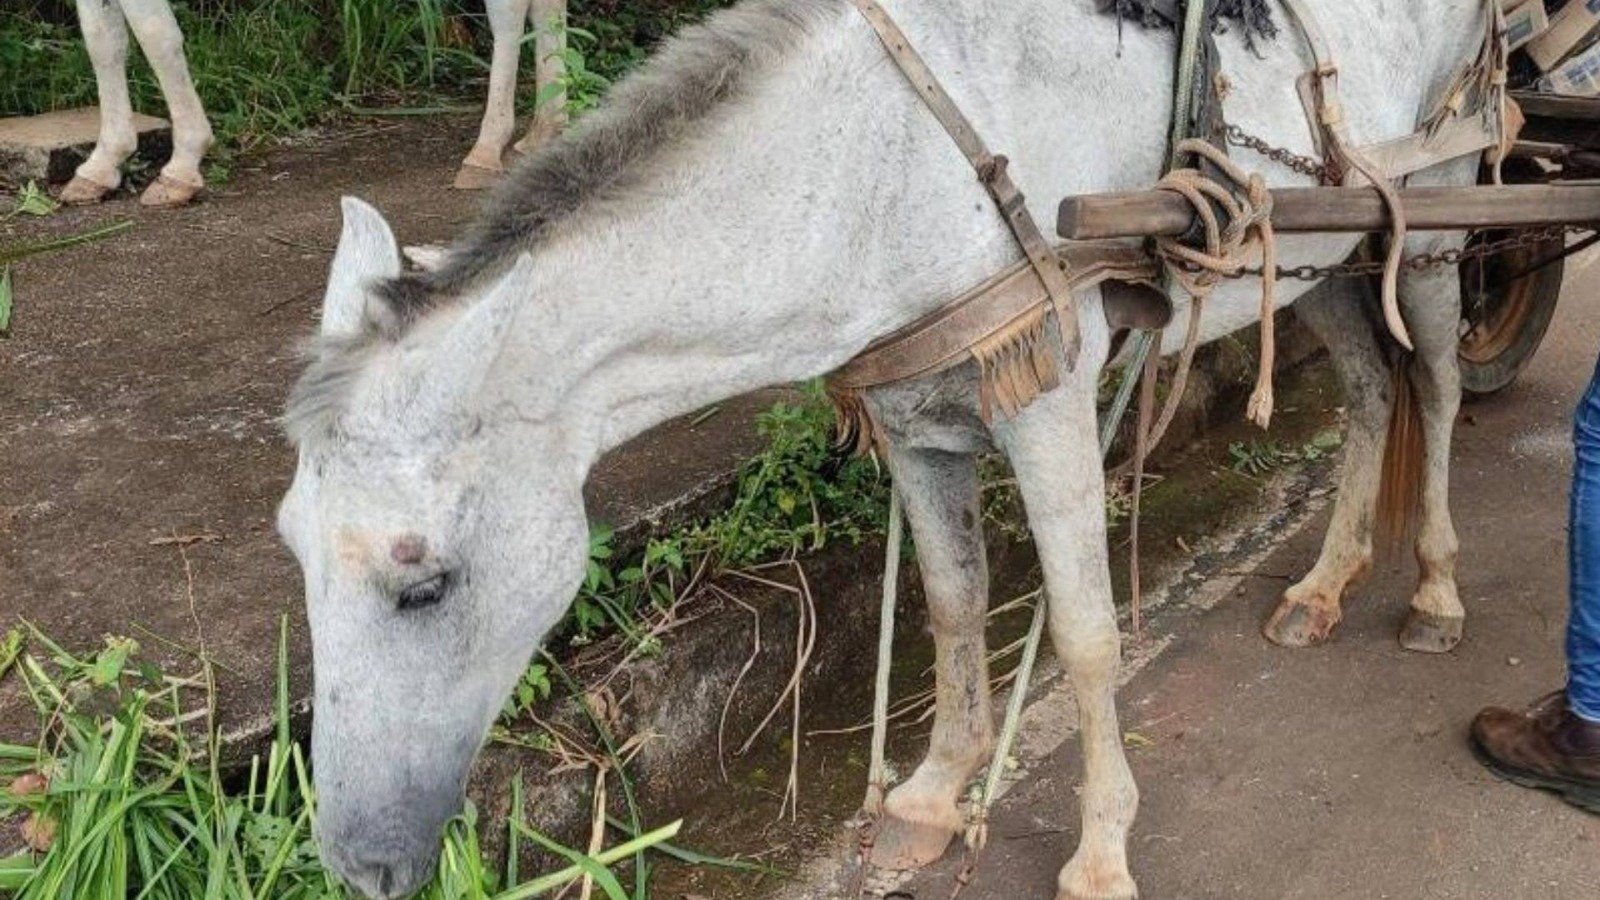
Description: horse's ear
xmin=322 ymin=197 xmax=400 ymax=336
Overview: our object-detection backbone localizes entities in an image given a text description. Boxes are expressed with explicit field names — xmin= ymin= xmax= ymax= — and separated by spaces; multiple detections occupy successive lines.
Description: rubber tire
xmin=1458 ymin=159 xmax=1565 ymax=398
xmin=1458 ymin=238 xmax=1564 ymax=398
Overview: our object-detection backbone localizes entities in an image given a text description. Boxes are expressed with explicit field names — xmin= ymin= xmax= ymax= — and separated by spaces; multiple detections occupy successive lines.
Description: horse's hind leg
xmin=873 ymin=444 xmax=994 ymax=869
xmin=1266 ymin=280 xmax=1392 ymax=647
xmin=63 ymin=0 xmax=135 ymax=204
xmin=456 ymin=0 xmax=534 ymax=189
xmin=996 ymin=385 xmax=1137 ymax=900
xmin=1395 ymin=237 xmax=1468 ymax=653
xmin=115 ymin=0 xmax=213 ymax=206
xmin=513 ymin=0 xmax=568 ymax=155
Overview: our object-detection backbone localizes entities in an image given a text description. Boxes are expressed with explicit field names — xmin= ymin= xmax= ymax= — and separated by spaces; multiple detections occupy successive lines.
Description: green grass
xmin=558 ymin=389 xmax=891 ymax=648
xmin=0 ymin=621 xmax=682 ymax=899
xmin=0 ymin=1 xmax=737 ymax=155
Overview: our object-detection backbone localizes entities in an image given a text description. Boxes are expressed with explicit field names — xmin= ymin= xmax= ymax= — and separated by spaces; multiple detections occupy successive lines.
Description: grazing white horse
xmin=64 ymin=0 xmax=213 ymax=207
xmin=277 ymin=1 xmax=1484 ymax=897
xmin=454 ymin=0 xmax=569 ymax=189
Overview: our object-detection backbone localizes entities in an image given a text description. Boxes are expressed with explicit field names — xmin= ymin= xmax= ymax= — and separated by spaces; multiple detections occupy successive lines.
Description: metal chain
xmin=1171 ymin=223 xmax=1593 ymax=282
xmin=1224 ymin=123 xmax=1331 ymax=181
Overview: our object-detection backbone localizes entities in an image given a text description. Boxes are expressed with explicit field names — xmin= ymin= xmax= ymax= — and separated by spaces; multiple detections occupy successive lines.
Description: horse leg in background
xmin=1265 ymin=280 xmax=1393 ymax=647
xmin=872 ymin=444 xmax=994 ymax=869
xmin=115 ymin=0 xmax=212 ymax=207
xmin=62 ymin=0 xmax=136 ymax=204
xmin=456 ymin=0 xmax=533 ymax=189
xmin=1395 ymin=237 xmax=1468 ymax=653
xmin=513 ymin=0 xmax=567 ymax=156
xmin=997 ymin=385 xmax=1137 ymax=900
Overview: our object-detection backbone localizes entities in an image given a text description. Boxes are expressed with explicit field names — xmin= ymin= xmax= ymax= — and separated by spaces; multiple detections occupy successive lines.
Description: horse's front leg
xmin=1266 ymin=280 xmax=1390 ymax=646
xmin=456 ymin=0 xmax=534 ymax=189
xmin=513 ymin=0 xmax=568 ymax=156
xmin=1396 ymin=236 xmax=1467 ymax=653
xmin=997 ymin=382 xmax=1137 ymax=900
xmin=62 ymin=0 xmax=136 ymax=204
xmin=872 ymin=443 xmax=994 ymax=869
xmin=115 ymin=0 xmax=213 ymax=207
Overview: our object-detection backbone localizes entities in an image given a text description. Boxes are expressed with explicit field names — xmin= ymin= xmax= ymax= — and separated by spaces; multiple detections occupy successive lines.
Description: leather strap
xmin=829 ymin=242 xmax=1156 ymax=392
xmin=848 ymin=0 xmax=1082 ymax=371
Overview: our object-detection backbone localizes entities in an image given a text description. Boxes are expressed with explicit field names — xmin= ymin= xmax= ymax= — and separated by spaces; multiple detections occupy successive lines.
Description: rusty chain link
xmin=1219 ymin=224 xmax=1592 ymax=282
xmin=1224 ymin=124 xmax=1332 ymax=181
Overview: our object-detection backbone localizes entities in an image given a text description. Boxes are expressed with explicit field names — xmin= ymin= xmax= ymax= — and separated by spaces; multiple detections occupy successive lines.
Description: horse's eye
xmin=398 ymin=573 xmax=449 ymax=611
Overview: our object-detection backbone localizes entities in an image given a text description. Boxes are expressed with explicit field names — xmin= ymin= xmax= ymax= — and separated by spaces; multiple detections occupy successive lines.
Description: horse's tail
xmin=1377 ymin=355 xmax=1423 ymax=546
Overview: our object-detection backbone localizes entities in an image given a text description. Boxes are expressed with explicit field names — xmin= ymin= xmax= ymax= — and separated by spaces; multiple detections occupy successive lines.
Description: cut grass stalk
xmin=0 ymin=220 xmax=135 ymax=265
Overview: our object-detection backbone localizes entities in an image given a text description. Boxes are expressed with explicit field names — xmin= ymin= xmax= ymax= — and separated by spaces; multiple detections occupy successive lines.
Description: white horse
xmin=62 ymin=0 xmax=568 ymax=205
xmin=454 ymin=0 xmax=569 ymax=190
xmin=63 ymin=0 xmax=213 ymax=207
xmin=277 ymin=1 xmax=1483 ymax=897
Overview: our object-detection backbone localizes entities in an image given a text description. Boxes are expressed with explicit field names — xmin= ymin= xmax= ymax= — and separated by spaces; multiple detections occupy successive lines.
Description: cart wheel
xmin=1457 ymin=226 xmax=1564 ymax=398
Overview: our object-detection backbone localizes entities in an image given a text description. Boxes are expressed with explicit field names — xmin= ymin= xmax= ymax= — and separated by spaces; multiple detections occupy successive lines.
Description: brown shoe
xmin=1470 ymin=691 xmax=1600 ymax=814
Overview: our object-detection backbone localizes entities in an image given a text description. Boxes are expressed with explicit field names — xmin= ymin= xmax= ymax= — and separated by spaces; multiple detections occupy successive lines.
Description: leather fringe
xmin=973 ymin=304 xmax=1061 ymax=424
xmin=825 ymin=304 xmax=1063 ymax=457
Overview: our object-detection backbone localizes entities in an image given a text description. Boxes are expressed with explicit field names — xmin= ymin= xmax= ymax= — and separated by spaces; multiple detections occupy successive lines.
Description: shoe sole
xmin=1470 ymin=732 xmax=1600 ymax=815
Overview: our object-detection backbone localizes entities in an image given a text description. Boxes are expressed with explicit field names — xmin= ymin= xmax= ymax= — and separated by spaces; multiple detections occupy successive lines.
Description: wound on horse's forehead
xmin=391 ymin=535 xmax=428 ymax=565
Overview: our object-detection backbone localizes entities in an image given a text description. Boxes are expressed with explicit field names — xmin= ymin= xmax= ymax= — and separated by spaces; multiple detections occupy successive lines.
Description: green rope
xmin=864 ymin=490 xmax=904 ymax=817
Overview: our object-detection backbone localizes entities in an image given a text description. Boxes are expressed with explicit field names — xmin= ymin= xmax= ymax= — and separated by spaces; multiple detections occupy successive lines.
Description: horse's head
xmin=278 ymin=199 xmax=588 ymax=899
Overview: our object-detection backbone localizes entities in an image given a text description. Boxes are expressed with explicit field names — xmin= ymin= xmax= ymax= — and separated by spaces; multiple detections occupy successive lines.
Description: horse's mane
xmin=375 ymin=0 xmax=843 ymax=325
xmin=1099 ymin=0 xmax=1277 ymax=47
xmin=286 ymin=0 xmax=841 ymax=443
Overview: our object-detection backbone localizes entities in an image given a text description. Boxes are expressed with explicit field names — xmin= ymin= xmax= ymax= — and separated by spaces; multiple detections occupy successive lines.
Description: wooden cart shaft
xmin=1057 ymin=184 xmax=1600 ymax=241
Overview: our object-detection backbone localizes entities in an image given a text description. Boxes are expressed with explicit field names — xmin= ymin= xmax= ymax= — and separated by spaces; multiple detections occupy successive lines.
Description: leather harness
xmin=828 ymin=0 xmax=1513 ymax=452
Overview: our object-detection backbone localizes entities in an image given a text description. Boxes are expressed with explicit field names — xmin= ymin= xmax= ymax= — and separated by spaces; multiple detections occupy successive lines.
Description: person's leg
xmin=1568 ymin=357 xmax=1600 ymax=723
xmin=1471 ymin=358 xmax=1600 ymax=813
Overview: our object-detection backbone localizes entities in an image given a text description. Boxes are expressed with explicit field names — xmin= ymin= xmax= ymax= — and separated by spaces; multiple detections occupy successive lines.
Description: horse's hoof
xmin=1057 ymin=888 xmax=1137 ymax=900
xmin=1262 ymin=599 xmax=1340 ymax=648
xmin=452 ymin=163 xmax=503 ymax=190
xmin=1399 ymin=609 xmax=1463 ymax=654
xmin=1057 ymin=864 xmax=1138 ymax=900
xmin=59 ymin=175 xmax=115 ymax=205
xmin=870 ymin=813 xmax=958 ymax=871
xmin=139 ymin=175 xmax=202 ymax=208
xmin=513 ymin=122 xmax=562 ymax=156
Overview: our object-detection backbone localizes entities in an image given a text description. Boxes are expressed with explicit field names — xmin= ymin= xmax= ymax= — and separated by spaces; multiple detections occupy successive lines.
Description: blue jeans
xmin=1570 ymin=358 xmax=1600 ymax=722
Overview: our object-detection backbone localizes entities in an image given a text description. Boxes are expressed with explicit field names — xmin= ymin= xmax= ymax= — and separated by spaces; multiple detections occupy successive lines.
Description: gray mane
xmin=287 ymin=0 xmax=841 ymax=443
xmin=376 ymin=0 xmax=844 ymax=322
xmin=1099 ymin=0 xmax=1277 ymax=47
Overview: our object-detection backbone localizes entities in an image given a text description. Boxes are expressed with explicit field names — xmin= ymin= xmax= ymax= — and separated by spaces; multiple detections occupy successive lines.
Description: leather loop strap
xmin=848 ymin=0 xmax=1081 ymax=371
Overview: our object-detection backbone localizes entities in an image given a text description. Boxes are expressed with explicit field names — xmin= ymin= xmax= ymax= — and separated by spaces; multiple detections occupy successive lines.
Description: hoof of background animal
xmin=869 ymin=814 xmax=958 ymax=870
xmin=1262 ymin=598 xmax=1341 ymax=648
xmin=513 ymin=123 xmax=562 ymax=157
xmin=1057 ymin=863 xmax=1138 ymax=900
xmin=1398 ymin=609 xmax=1463 ymax=654
xmin=452 ymin=163 xmax=503 ymax=191
xmin=139 ymin=175 xmax=202 ymax=208
xmin=59 ymin=175 xmax=116 ymax=205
